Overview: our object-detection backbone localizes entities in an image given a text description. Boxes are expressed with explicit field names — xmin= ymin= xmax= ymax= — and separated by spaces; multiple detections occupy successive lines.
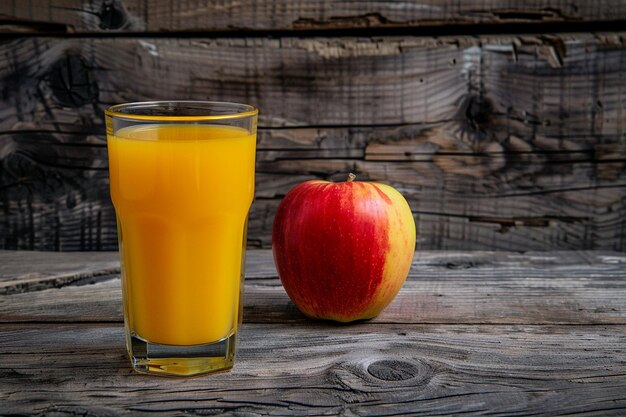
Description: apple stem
xmin=347 ymin=173 xmax=356 ymax=182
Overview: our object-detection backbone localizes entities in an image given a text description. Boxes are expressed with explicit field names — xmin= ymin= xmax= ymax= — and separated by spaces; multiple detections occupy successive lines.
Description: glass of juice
xmin=105 ymin=101 xmax=258 ymax=377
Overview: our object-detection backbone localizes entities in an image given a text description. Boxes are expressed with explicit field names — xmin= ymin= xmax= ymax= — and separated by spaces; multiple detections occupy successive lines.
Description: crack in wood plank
xmin=0 ymin=268 xmax=120 ymax=295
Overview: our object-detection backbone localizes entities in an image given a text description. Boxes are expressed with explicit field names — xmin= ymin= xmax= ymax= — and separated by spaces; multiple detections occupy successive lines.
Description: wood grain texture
xmin=0 ymin=250 xmax=118 ymax=293
xmin=1 ymin=250 xmax=625 ymax=325
xmin=1 ymin=250 xmax=626 ymax=415
xmin=1 ymin=34 xmax=626 ymax=251
xmin=1 ymin=323 xmax=625 ymax=416
xmin=2 ymin=0 xmax=625 ymax=33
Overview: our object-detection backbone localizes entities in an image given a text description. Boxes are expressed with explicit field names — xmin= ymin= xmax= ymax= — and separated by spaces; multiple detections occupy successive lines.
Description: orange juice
xmin=108 ymin=124 xmax=256 ymax=346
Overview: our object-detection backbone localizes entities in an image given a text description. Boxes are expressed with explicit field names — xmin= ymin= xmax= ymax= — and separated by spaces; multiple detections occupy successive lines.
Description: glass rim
xmin=105 ymin=100 xmax=258 ymax=122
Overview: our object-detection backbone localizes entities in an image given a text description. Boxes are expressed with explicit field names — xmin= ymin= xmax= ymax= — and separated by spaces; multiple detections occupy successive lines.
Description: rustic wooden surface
xmin=2 ymin=250 xmax=626 ymax=324
xmin=2 ymin=0 xmax=626 ymax=33
xmin=1 ymin=33 xmax=626 ymax=251
xmin=1 ymin=249 xmax=625 ymax=416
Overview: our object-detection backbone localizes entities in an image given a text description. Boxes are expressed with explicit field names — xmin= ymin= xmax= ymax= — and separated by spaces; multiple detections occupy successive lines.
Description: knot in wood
xmin=45 ymin=54 xmax=99 ymax=108
xmin=99 ymin=0 xmax=127 ymax=30
xmin=465 ymin=95 xmax=493 ymax=132
xmin=445 ymin=261 xmax=478 ymax=270
xmin=367 ymin=359 xmax=419 ymax=381
xmin=456 ymin=95 xmax=494 ymax=143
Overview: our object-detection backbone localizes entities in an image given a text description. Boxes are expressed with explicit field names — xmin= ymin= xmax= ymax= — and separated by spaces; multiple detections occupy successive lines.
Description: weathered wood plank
xmin=1 ymin=0 xmax=625 ymax=33
xmin=1 ymin=250 xmax=625 ymax=414
xmin=1 ymin=323 xmax=625 ymax=416
xmin=1 ymin=34 xmax=626 ymax=250
xmin=0 ymin=249 xmax=272 ymax=291
xmin=1 ymin=250 xmax=625 ymax=325
xmin=0 ymin=250 xmax=118 ymax=292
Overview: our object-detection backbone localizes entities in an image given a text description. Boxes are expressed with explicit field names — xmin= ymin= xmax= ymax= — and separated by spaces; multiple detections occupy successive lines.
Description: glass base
xmin=128 ymin=333 xmax=237 ymax=377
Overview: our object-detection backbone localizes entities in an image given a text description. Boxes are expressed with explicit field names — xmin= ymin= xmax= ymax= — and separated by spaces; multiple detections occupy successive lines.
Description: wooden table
xmin=1 ymin=250 xmax=625 ymax=415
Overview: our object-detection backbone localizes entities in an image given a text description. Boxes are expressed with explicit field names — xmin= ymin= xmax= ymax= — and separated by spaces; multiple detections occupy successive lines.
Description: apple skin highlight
xmin=272 ymin=177 xmax=416 ymax=322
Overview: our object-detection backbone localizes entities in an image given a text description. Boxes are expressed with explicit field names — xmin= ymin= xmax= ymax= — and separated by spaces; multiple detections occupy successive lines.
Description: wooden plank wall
xmin=3 ymin=1 xmax=626 ymax=32
xmin=0 ymin=1 xmax=625 ymax=251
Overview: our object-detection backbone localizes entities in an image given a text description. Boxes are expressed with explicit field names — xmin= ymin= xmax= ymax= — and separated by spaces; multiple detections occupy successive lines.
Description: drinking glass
xmin=105 ymin=101 xmax=257 ymax=376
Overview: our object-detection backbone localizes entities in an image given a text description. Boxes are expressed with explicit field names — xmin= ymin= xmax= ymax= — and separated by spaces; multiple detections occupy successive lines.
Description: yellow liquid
xmin=108 ymin=124 xmax=256 ymax=346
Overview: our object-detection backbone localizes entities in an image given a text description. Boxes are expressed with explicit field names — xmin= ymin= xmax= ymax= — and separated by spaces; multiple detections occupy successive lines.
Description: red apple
xmin=272 ymin=174 xmax=416 ymax=322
